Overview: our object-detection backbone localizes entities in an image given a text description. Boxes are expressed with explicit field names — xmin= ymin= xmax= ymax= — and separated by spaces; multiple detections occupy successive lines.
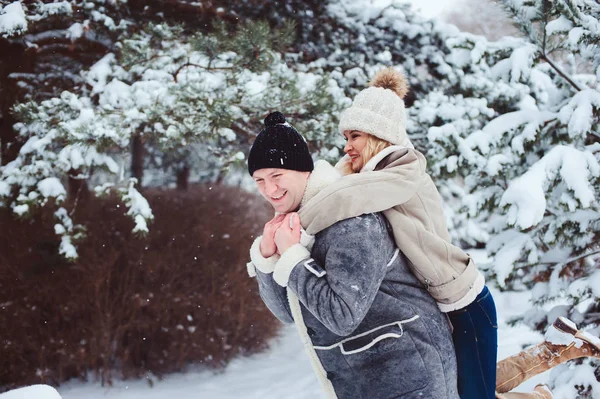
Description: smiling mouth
xmin=271 ymin=191 xmax=287 ymax=201
xmin=350 ymin=155 xmax=359 ymax=162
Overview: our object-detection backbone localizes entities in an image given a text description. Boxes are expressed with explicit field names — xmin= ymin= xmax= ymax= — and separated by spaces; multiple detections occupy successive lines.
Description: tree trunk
xmin=0 ymin=39 xmax=33 ymax=166
xmin=67 ymin=168 xmax=89 ymax=203
xmin=176 ymin=165 xmax=190 ymax=191
xmin=131 ymin=134 xmax=144 ymax=187
xmin=215 ymin=169 xmax=227 ymax=185
xmin=0 ymin=115 xmax=19 ymax=167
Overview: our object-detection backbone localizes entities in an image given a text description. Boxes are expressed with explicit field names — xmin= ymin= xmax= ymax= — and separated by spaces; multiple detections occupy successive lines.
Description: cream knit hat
xmin=338 ymin=68 xmax=409 ymax=145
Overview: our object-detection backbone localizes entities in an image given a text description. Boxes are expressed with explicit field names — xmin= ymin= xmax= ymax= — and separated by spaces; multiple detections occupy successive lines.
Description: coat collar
xmin=361 ymin=145 xmax=408 ymax=172
xmin=300 ymin=160 xmax=342 ymax=209
xmin=334 ymin=138 xmax=415 ymax=174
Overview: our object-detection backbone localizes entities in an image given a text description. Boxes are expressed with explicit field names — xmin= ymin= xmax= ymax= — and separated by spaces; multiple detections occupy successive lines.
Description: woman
xmin=295 ymin=69 xmax=600 ymax=398
xmin=297 ymin=67 xmax=498 ymax=399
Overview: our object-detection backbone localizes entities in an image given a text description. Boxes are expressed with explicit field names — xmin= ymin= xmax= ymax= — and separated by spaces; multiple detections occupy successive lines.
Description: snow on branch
xmin=487 ymin=229 xmax=538 ymax=286
xmin=38 ymin=177 xmax=67 ymax=203
xmin=120 ymin=179 xmax=154 ymax=235
xmin=28 ymin=1 xmax=73 ymax=21
xmin=0 ymin=2 xmax=27 ymax=38
xmin=465 ymin=110 xmax=556 ymax=155
xmin=558 ymin=88 xmax=600 ymax=138
xmin=54 ymin=207 xmax=80 ymax=260
xmin=500 ymin=145 xmax=600 ymax=229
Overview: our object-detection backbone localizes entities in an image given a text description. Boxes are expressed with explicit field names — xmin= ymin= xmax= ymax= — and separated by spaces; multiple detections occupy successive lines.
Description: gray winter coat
xmin=253 ymin=214 xmax=458 ymax=398
xmin=248 ymin=161 xmax=458 ymax=399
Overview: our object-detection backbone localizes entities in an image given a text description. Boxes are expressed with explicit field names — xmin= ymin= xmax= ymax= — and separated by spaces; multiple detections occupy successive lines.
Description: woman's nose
xmin=344 ymin=141 xmax=351 ymax=154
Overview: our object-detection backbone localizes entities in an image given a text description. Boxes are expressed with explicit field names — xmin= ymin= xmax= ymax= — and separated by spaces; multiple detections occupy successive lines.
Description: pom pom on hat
xmin=369 ymin=67 xmax=409 ymax=99
xmin=338 ymin=68 xmax=410 ymax=146
xmin=264 ymin=111 xmax=287 ymax=126
xmin=247 ymin=112 xmax=314 ymax=176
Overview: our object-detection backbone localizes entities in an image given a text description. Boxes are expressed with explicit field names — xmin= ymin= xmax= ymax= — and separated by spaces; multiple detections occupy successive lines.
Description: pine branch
xmin=135 ymin=54 xmax=175 ymax=76
xmin=500 ymin=1 xmax=537 ymax=43
xmin=542 ymin=0 xmax=549 ymax=55
xmin=540 ymin=53 xmax=583 ymax=91
xmin=69 ymin=173 xmax=88 ymax=218
xmin=540 ymin=0 xmax=582 ymax=92
xmin=173 ymin=62 xmax=233 ymax=82
xmin=368 ymin=4 xmax=394 ymax=23
xmin=230 ymin=121 xmax=256 ymax=141
xmin=538 ymin=248 xmax=600 ymax=266
xmin=564 ymin=0 xmax=583 ymax=20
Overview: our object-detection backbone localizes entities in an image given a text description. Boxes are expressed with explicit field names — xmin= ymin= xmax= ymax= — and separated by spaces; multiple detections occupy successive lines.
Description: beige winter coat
xmin=297 ymin=146 xmax=484 ymax=312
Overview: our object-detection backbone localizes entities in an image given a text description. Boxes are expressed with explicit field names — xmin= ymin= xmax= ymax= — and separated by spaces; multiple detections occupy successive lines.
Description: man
xmin=246 ymin=111 xmax=459 ymax=399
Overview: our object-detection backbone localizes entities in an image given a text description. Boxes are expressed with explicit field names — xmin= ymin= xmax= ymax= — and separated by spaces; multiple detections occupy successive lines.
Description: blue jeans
xmin=448 ymin=285 xmax=498 ymax=399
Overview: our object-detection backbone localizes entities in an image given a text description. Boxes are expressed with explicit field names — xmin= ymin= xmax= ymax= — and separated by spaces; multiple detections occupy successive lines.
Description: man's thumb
xmin=290 ymin=213 xmax=301 ymax=230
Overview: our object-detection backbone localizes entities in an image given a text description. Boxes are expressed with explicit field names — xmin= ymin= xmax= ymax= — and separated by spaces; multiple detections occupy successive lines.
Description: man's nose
xmin=264 ymin=180 xmax=278 ymax=195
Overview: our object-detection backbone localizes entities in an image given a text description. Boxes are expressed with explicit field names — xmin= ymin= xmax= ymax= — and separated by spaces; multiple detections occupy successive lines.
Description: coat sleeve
xmin=273 ymin=214 xmax=391 ymax=336
xmin=253 ymin=268 xmax=294 ymax=324
xmin=246 ymin=236 xmax=294 ymax=324
xmin=297 ymin=149 xmax=426 ymax=236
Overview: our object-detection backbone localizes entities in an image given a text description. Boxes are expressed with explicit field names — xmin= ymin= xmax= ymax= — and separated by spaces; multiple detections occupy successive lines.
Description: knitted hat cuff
xmin=338 ymin=107 xmax=406 ymax=145
xmin=248 ymin=149 xmax=314 ymax=176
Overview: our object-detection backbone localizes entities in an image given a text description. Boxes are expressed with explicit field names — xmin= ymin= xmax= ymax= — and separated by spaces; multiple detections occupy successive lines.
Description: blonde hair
xmin=342 ymin=134 xmax=392 ymax=175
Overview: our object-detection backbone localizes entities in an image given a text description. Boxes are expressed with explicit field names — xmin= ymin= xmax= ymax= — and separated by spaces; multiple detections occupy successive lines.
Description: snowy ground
xmin=2 ymin=249 xmax=554 ymax=399
xmin=3 ymin=287 xmax=547 ymax=399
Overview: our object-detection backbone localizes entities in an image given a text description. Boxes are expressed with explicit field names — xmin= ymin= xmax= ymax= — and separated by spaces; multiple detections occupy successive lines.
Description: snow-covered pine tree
xmin=0 ymin=19 xmax=349 ymax=259
xmin=408 ymin=1 xmax=599 ymax=395
xmin=1 ymin=0 xmax=264 ymax=170
xmin=0 ymin=0 xmax=129 ymax=166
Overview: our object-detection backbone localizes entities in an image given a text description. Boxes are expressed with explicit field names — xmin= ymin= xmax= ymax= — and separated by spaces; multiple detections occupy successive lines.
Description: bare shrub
xmin=0 ymin=184 xmax=279 ymax=391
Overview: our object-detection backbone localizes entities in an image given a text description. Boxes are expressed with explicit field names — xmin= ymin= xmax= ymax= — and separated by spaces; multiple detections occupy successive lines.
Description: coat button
xmin=327 ymin=371 xmax=335 ymax=380
xmin=306 ymin=327 xmax=316 ymax=337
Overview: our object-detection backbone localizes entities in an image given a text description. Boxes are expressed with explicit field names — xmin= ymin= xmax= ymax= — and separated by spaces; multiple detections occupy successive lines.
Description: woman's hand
xmin=274 ymin=213 xmax=302 ymax=254
xmin=259 ymin=214 xmax=286 ymax=258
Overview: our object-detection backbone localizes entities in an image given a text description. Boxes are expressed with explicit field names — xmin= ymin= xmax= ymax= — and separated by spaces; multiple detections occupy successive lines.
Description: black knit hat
xmin=247 ymin=112 xmax=314 ymax=176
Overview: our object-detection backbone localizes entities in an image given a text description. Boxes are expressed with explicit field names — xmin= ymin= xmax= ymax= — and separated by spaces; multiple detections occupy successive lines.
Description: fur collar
xmin=333 ymin=155 xmax=351 ymax=176
xmin=361 ymin=145 xmax=407 ymax=172
xmin=300 ymin=160 xmax=342 ymax=208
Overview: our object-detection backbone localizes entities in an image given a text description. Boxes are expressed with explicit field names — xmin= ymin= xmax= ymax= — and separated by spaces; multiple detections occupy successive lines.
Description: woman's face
xmin=343 ymin=130 xmax=369 ymax=172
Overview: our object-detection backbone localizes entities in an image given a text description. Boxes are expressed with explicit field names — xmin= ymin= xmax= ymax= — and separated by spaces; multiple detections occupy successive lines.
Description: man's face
xmin=252 ymin=168 xmax=310 ymax=213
